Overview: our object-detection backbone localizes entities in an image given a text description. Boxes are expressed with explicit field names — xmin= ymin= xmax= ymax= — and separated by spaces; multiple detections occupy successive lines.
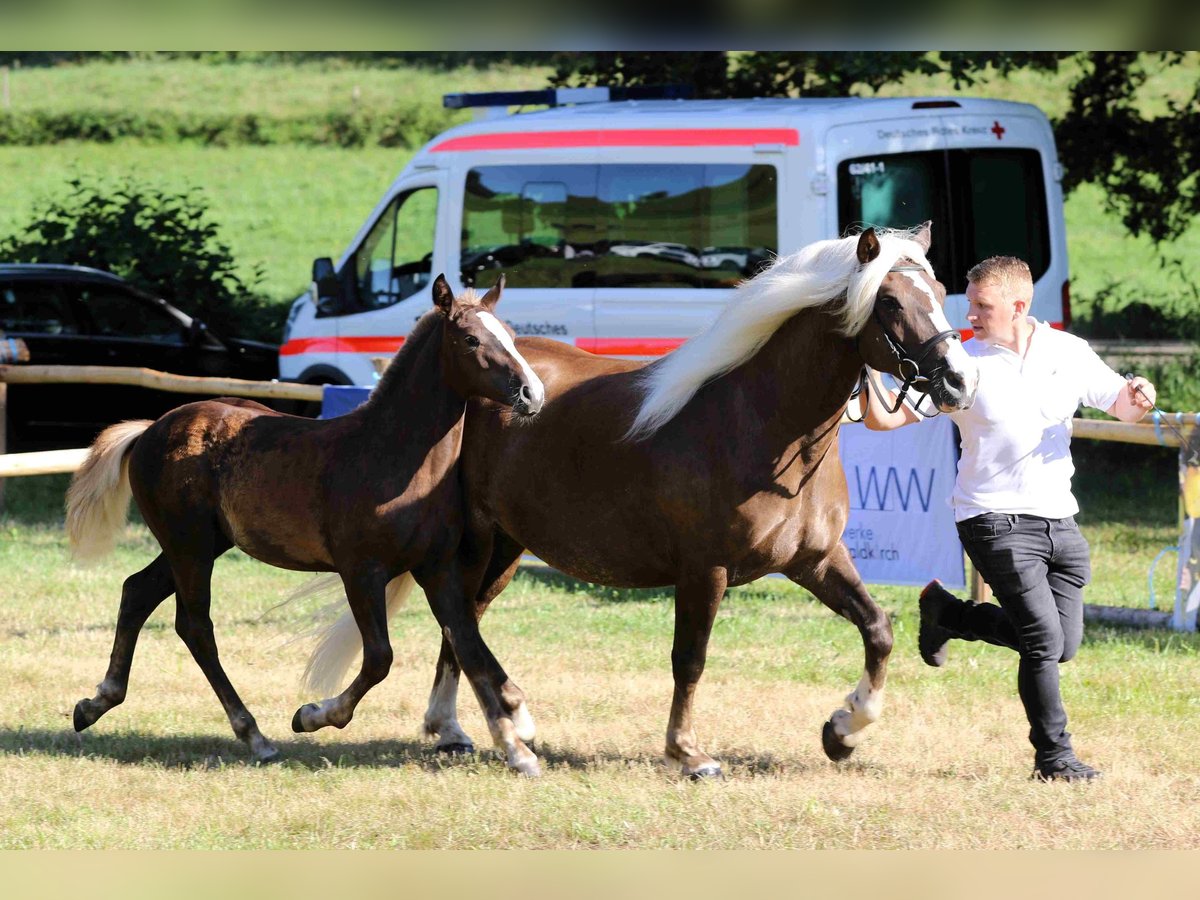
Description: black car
xmin=0 ymin=264 xmax=279 ymax=451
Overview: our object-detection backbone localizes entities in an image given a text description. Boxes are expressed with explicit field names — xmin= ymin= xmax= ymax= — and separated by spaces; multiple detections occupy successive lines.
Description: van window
xmin=837 ymin=149 xmax=1049 ymax=293
xmin=462 ymin=164 xmax=777 ymax=289
xmin=353 ymin=186 xmax=438 ymax=311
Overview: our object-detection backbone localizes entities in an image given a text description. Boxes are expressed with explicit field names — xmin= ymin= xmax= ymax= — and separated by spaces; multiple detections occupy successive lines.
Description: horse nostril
xmin=943 ymin=370 xmax=964 ymax=393
xmin=519 ymin=384 xmax=533 ymax=403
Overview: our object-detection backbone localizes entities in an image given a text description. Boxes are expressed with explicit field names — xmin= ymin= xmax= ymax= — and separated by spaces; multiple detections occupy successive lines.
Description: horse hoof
xmin=437 ymin=742 xmax=475 ymax=755
xmin=255 ymin=746 xmax=283 ymax=765
xmin=687 ymin=763 xmax=725 ymax=782
xmin=72 ymin=701 xmax=93 ymax=733
xmin=821 ymin=720 xmax=855 ymax=762
xmin=291 ymin=705 xmax=318 ymax=733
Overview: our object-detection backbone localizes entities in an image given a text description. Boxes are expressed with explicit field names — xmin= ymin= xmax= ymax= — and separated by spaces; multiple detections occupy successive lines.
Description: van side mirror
xmin=311 ymin=257 xmax=342 ymax=316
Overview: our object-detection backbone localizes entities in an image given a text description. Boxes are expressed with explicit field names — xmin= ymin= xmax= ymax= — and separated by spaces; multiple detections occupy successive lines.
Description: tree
xmin=0 ymin=176 xmax=277 ymax=340
xmin=551 ymin=51 xmax=1200 ymax=244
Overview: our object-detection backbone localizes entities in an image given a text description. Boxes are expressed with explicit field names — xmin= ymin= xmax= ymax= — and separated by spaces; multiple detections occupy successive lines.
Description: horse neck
xmin=727 ymin=305 xmax=862 ymax=443
xmin=355 ymin=320 xmax=465 ymax=440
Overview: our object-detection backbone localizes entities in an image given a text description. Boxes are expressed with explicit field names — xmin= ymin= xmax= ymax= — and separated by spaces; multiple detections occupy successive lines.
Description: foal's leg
xmin=74 ymin=553 xmax=175 ymax=732
xmin=423 ymin=531 xmax=530 ymax=753
xmin=169 ymin=538 xmax=280 ymax=763
xmin=292 ymin=567 xmax=392 ymax=733
xmin=789 ymin=544 xmax=894 ymax=761
xmin=419 ymin=559 xmax=539 ymax=776
xmin=664 ymin=566 xmax=729 ymax=779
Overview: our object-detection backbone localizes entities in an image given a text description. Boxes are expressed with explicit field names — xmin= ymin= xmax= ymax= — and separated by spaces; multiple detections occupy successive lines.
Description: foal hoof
xmin=821 ymin=720 xmax=856 ymax=763
xmin=291 ymin=704 xmax=318 ymax=733
xmin=687 ymin=763 xmax=725 ymax=782
xmin=437 ymin=742 xmax=475 ymax=756
xmin=73 ymin=700 xmax=96 ymax=733
xmin=254 ymin=746 xmax=283 ymax=765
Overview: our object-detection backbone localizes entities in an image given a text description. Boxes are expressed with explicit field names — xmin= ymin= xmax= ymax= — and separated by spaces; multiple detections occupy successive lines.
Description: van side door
xmin=331 ymin=175 xmax=445 ymax=385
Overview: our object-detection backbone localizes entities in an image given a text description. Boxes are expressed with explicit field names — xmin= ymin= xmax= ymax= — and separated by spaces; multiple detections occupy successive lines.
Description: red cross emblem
xmin=991 ymin=120 xmax=1006 ymax=140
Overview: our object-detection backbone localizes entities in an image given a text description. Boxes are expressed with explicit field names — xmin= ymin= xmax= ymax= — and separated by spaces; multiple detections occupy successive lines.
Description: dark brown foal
xmin=66 ymin=275 xmax=543 ymax=762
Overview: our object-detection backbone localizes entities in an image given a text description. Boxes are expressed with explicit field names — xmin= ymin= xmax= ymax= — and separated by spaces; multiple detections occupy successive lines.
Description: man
xmin=861 ymin=256 xmax=1156 ymax=783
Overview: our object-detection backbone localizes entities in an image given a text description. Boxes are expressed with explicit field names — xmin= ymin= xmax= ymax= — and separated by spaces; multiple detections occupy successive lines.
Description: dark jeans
xmin=946 ymin=513 xmax=1090 ymax=764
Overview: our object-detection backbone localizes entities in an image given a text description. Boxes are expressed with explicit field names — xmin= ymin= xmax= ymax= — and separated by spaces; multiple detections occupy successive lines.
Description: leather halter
xmin=846 ymin=264 xmax=961 ymax=422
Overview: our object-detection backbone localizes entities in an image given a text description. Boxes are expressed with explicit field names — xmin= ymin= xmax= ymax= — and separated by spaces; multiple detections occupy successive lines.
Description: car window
xmin=77 ymin=286 xmax=186 ymax=342
xmin=0 ymin=282 xmax=81 ymax=335
xmin=355 ymin=186 xmax=438 ymax=311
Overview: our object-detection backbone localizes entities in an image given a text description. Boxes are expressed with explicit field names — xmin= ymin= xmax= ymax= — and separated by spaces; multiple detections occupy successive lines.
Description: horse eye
xmin=880 ymin=296 xmax=901 ymax=312
xmin=464 ymin=335 xmax=481 ymax=349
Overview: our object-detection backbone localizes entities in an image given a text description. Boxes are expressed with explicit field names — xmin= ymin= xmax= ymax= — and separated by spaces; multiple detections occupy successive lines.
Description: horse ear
xmin=480 ymin=273 xmax=505 ymax=311
xmin=913 ymin=221 xmax=933 ymax=253
xmin=431 ymin=274 xmax=453 ymax=315
xmin=856 ymin=228 xmax=881 ymax=265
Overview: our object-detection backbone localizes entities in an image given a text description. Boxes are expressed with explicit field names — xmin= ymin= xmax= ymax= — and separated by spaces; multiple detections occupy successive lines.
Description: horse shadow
xmin=0 ymin=725 xmax=847 ymax=778
xmin=513 ymin=565 xmax=675 ymax=604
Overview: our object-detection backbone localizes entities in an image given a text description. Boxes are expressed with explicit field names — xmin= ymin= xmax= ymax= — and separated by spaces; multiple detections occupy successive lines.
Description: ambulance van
xmin=279 ymin=89 xmax=1069 ymax=387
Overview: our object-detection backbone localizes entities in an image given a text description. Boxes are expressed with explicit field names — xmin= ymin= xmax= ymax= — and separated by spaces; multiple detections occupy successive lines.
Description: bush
xmin=0 ymin=176 xmax=279 ymax=341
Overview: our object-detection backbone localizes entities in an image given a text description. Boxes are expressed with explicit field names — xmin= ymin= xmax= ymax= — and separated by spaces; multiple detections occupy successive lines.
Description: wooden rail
xmin=0 ymin=364 xmax=323 ymax=402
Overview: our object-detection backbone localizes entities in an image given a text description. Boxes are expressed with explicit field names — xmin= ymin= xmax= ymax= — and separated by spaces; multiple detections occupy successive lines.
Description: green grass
xmin=1 ymin=460 xmax=1198 ymax=847
xmin=0 ymin=57 xmax=553 ymax=120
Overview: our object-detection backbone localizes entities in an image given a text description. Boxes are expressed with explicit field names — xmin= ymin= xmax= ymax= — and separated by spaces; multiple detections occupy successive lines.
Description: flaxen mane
xmin=624 ymin=229 xmax=932 ymax=441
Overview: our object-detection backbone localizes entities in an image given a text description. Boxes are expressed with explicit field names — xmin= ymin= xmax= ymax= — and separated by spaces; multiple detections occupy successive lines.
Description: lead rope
xmin=1126 ymin=374 xmax=1200 ymax=465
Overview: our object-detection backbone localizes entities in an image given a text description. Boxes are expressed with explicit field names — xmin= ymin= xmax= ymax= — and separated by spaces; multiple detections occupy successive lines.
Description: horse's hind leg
xmin=789 ymin=544 xmax=893 ymax=762
xmin=74 ymin=553 xmax=175 ymax=732
xmin=423 ymin=531 xmax=529 ymax=753
xmin=170 ymin=539 xmax=280 ymax=763
xmin=292 ymin=567 xmax=392 ymax=733
xmin=664 ymin=566 xmax=729 ymax=779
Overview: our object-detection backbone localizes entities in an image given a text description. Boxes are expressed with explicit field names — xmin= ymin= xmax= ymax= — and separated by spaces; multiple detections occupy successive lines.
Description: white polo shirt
xmin=943 ymin=319 xmax=1126 ymax=521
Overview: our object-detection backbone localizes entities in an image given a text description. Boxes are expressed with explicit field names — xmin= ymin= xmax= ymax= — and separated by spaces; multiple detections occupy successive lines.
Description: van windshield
xmin=837 ymin=149 xmax=1050 ymax=293
xmin=462 ymin=164 xmax=777 ymax=289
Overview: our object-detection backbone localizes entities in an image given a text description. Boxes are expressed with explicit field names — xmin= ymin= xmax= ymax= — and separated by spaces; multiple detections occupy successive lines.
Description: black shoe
xmin=918 ymin=579 xmax=956 ymax=667
xmin=1032 ymin=757 xmax=1103 ymax=783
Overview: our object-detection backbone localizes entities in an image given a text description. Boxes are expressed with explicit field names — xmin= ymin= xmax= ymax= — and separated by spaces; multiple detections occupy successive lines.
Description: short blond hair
xmin=967 ymin=256 xmax=1033 ymax=305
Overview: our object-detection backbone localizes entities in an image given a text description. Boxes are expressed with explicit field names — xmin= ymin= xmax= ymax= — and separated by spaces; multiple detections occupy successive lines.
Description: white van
xmin=280 ymin=89 xmax=1070 ymax=387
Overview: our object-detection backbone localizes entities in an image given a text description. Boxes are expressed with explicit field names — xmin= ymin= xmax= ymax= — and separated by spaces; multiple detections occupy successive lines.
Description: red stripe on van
xmin=430 ymin=128 xmax=800 ymax=152
xmin=279 ymin=336 xmax=405 ymax=356
xmin=575 ymin=337 xmax=686 ymax=356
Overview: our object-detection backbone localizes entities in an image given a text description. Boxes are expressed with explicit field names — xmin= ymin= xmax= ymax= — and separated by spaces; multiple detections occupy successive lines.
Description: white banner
xmin=838 ymin=415 xmax=965 ymax=589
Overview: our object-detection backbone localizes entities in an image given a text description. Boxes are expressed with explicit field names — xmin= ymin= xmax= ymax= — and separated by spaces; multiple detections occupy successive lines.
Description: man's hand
xmin=1125 ymin=375 xmax=1156 ymax=412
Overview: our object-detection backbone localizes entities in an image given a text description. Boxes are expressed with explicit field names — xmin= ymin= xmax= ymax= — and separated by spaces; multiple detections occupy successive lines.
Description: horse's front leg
xmin=423 ymin=530 xmax=531 ymax=754
xmin=789 ymin=544 xmax=893 ymax=761
xmin=418 ymin=558 xmax=539 ymax=776
xmin=664 ymin=566 xmax=729 ymax=779
xmin=292 ymin=566 xmax=392 ymax=733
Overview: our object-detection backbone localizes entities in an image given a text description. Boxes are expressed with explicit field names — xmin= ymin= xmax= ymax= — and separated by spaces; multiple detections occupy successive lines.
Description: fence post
xmin=0 ymin=338 xmax=32 ymax=513
xmin=970 ymin=562 xmax=991 ymax=603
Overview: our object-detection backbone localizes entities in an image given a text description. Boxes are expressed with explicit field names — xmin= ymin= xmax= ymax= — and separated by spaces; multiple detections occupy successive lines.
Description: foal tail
xmin=65 ymin=420 xmax=153 ymax=562
xmin=299 ymin=572 xmax=417 ymax=697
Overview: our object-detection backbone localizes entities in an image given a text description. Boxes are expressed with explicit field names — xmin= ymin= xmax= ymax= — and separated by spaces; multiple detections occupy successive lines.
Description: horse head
xmin=854 ymin=224 xmax=978 ymax=413
xmin=431 ymin=273 xmax=545 ymax=416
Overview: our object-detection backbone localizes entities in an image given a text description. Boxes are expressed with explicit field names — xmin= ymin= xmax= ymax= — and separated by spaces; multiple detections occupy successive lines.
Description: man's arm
xmin=858 ymin=369 xmax=923 ymax=431
xmin=1107 ymin=375 xmax=1156 ymax=423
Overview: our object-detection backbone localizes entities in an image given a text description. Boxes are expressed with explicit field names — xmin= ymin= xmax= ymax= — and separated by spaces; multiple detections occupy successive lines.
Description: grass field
xmin=1 ymin=446 xmax=1196 ymax=849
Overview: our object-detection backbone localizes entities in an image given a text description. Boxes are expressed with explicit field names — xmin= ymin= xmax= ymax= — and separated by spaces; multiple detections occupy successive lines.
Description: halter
xmin=846 ymin=264 xmax=962 ymax=422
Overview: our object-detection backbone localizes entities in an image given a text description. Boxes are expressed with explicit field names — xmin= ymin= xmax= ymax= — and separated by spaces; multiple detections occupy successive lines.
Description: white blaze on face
xmin=897 ymin=270 xmax=979 ymax=395
xmin=477 ymin=311 xmax=546 ymax=406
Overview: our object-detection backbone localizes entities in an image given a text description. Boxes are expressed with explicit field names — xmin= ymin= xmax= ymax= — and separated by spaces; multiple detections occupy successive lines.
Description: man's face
xmin=965 ymin=279 xmax=1018 ymax=344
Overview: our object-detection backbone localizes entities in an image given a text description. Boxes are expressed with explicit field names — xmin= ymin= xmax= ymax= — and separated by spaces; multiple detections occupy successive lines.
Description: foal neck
xmin=357 ymin=315 xmax=465 ymax=434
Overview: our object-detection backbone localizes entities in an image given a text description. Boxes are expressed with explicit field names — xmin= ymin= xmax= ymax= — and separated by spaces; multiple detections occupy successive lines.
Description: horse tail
xmin=65 ymin=419 xmax=154 ymax=563
xmin=300 ymin=571 xmax=417 ymax=697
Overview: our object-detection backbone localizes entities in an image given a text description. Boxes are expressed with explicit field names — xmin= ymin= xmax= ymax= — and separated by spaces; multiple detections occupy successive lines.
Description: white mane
xmin=624 ymin=229 xmax=933 ymax=441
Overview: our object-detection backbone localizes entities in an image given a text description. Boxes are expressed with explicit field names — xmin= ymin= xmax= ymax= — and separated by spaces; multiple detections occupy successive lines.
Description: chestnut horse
xmin=306 ymin=226 xmax=979 ymax=777
xmin=65 ymin=275 xmax=543 ymax=763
